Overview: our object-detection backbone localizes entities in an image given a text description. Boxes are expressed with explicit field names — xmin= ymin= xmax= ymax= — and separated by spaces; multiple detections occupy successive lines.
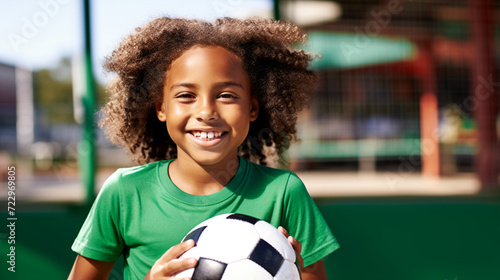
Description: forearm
xmin=302 ymin=260 xmax=328 ymax=280
xmin=68 ymin=255 xmax=115 ymax=280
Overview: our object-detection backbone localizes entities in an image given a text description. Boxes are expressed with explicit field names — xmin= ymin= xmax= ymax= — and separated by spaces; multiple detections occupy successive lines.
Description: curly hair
xmin=100 ymin=17 xmax=317 ymax=165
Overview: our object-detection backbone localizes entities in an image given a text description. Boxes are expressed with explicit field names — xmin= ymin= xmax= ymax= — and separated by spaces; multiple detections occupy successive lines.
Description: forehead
xmin=165 ymin=45 xmax=249 ymax=86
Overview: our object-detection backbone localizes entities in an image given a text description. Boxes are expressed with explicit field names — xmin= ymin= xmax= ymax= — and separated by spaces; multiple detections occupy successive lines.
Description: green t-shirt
xmin=72 ymin=157 xmax=339 ymax=279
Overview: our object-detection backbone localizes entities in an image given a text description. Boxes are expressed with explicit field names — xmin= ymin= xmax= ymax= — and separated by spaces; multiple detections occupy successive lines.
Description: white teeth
xmin=192 ymin=131 xmax=223 ymax=140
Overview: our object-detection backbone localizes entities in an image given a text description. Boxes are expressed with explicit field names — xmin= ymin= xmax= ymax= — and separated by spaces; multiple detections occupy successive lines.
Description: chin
xmin=189 ymin=152 xmax=237 ymax=167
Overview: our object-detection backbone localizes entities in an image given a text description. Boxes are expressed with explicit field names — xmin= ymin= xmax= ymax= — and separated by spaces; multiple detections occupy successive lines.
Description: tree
xmin=33 ymin=57 xmax=106 ymax=124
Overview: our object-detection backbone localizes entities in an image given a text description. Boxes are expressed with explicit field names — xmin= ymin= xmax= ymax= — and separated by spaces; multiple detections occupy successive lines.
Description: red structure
xmin=469 ymin=0 xmax=499 ymax=190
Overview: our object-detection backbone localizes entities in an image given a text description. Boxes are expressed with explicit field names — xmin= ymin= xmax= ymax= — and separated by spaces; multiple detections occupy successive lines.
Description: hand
xmin=278 ymin=226 xmax=305 ymax=274
xmin=143 ymin=239 xmax=198 ymax=280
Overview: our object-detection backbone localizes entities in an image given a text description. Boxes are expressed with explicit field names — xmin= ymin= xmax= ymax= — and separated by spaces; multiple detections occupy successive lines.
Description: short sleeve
xmin=282 ymin=173 xmax=339 ymax=267
xmin=71 ymin=171 xmax=124 ymax=262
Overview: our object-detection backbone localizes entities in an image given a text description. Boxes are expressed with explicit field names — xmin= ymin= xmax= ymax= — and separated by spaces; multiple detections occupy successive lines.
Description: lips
xmin=188 ymin=130 xmax=228 ymax=147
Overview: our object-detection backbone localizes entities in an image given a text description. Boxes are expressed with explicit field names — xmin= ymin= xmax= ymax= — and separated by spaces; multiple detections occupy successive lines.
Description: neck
xmin=168 ymin=154 xmax=240 ymax=196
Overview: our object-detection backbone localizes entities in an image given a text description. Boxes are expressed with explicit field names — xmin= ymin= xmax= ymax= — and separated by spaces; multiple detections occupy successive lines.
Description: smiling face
xmin=157 ymin=45 xmax=259 ymax=168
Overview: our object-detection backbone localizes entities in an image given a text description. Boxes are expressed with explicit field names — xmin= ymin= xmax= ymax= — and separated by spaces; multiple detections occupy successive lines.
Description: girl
xmin=69 ymin=17 xmax=338 ymax=280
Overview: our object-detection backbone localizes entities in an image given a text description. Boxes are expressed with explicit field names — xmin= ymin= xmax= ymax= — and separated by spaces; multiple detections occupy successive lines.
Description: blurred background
xmin=0 ymin=0 xmax=499 ymax=279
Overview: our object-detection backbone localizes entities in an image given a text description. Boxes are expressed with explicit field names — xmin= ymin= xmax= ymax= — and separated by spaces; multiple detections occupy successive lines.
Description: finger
xmin=160 ymin=257 xmax=197 ymax=276
xmin=288 ymin=236 xmax=302 ymax=254
xmin=278 ymin=226 xmax=289 ymax=238
xmin=287 ymin=235 xmax=304 ymax=272
xmin=296 ymin=254 xmax=305 ymax=272
xmin=157 ymin=239 xmax=195 ymax=264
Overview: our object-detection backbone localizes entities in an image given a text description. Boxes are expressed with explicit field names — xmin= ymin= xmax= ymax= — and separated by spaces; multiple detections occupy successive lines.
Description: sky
xmin=0 ymin=0 xmax=272 ymax=83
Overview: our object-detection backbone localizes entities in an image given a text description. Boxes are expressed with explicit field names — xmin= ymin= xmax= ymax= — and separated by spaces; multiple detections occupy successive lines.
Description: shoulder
xmin=245 ymin=159 xmax=292 ymax=179
xmin=98 ymin=160 xmax=166 ymax=196
xmin=107 ymin=161 xmax=163 ymax=181
xmin=114 ymin=160 xmax=162 ymax=179
xmin=244 ymin=159 xmax=305 ymax=190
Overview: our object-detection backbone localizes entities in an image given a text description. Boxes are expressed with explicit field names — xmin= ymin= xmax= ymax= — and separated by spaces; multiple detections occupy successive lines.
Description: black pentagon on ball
xmin=182 ymin=225 xmax=207 ymax=245
xmin=192 ymin=258 xmax=228 ymax=280
xmin=227 ymin=213 xmax=259 ymax=225
xmin=249 ymin=239 xmax=285 ymax=276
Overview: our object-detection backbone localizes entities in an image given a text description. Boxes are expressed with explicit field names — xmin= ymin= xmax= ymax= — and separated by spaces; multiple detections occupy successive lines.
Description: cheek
xmin=164 ymin=105 xmax=188 ymax=132
xmin=231 ymin=111 xmax=252 ymax=134
xmin=166 ymin=103 xmax=187 ymax=120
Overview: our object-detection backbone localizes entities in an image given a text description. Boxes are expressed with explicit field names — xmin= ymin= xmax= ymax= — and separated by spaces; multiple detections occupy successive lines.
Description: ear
xmin=156 ymin=100 xmax=167 ymax=122
xmin=249 ymin=97 xmax=259 ymax=122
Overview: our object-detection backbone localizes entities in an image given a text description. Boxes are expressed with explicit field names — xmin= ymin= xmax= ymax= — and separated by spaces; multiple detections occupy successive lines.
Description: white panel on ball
xmin=274 ymin=260 xmax=301 ymax=280
xmin=195 ymin=213 xmax=231 ymax=228
xmin=221 ymin=259 xmax=273 ymax=280
xmin=196 ymin=218 xmax=260 ymax=263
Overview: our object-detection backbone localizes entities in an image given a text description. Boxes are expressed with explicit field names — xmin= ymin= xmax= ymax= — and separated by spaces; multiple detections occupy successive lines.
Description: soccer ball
xmin=175 ymin=213 xmax=301 ymax=280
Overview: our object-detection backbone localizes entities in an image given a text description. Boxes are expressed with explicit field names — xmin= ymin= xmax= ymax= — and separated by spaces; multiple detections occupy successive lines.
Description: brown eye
xmin=218 ymin=92 xmax=237 ymax=99
xmin=176 ymin=92 xmax=195 ymax=99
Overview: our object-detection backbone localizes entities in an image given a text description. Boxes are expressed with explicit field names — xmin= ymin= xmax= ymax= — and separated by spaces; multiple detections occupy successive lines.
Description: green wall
xmin=317 ymin=196 xmax=500 ymax=279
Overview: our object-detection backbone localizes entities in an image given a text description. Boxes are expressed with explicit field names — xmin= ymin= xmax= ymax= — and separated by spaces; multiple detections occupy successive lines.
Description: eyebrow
xmin=215 ymin=81 xmax=245 ymax=89
xmin=169 ymin=81 xmax=245 ymax=91
xmin=170 ymin=83 xmax=197 ymax=91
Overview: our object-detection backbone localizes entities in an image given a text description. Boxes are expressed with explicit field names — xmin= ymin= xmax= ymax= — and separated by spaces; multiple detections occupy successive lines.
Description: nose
xmin=195 ymin=97 xmax=219 ymax=122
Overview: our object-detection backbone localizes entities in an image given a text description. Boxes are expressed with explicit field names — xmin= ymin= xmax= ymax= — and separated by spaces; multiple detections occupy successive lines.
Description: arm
xmin=68 ymin=241 xmax=196 ymax=280
xmin=279 ymin=226 xmax=329 ymax=280
xmin=68 ymin=255 xmax=115 ymax=280
xmin=303 ymin=260 xmax=328 ymax=280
